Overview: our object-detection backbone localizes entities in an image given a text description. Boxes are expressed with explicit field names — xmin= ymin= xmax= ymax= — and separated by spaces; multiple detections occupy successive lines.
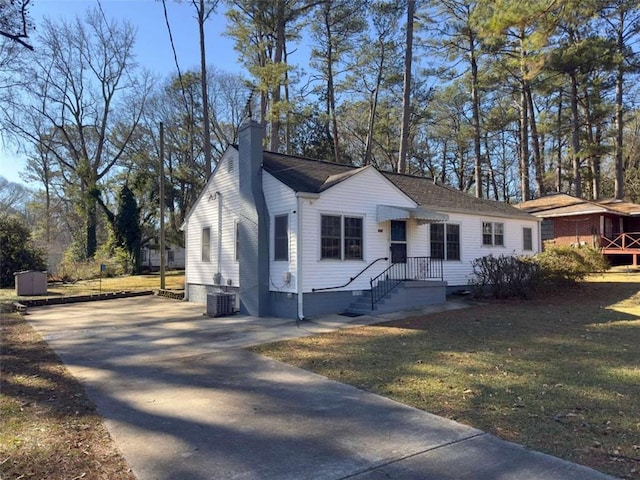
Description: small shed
xmin=14 ymin=271 xmax=47 ymax=296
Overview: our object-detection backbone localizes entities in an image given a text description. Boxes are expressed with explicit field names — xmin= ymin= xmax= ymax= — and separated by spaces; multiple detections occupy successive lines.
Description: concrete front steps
xmin=344 ymin=280 xmax=447 ymax=316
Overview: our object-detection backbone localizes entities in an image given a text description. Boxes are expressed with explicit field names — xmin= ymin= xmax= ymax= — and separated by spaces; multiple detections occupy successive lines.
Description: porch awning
xmin=376 ymin=205 xmax=449 ymax=225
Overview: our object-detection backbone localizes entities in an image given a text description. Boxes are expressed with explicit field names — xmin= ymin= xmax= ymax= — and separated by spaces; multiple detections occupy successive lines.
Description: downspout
xmin=295 ymin=192 xmax=319 ymax=322
xmin=183 ymin=223 xmax=189 ymax=300
xmin=296 ymin=193 xmax=304 ymax=321
xmin=216 ymin=192 xmax=222 ymax=279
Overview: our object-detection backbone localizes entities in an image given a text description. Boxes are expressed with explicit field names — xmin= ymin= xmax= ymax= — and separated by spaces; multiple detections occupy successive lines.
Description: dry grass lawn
xmin=252 ymin=272 xmax=640 ymax=479
xmin=0 ymin=313 xmax=135 ymax=480
xmin=0 ymin=272 xmax=184 ymax=302
xmin=1 ymin=271 xmax=638 ymax=479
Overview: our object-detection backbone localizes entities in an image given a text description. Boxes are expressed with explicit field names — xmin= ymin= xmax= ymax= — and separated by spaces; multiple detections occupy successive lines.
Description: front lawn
xmin=0 ymin=272 xmax=185 ymax=302
xmin=252 ymin=272 xmax=640 ymax=479
xmin=0 ymin=313 xmax=135 ymax=479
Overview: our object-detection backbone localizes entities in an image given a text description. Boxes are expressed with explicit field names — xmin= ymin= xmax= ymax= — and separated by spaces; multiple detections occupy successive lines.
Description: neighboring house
xmin=516 ymin=193 xmax=640 ymax=266
xmin=182 ymin=121 xmax=540 ymax=319
xmin=141 ymin=241 xmax=185 ymax=270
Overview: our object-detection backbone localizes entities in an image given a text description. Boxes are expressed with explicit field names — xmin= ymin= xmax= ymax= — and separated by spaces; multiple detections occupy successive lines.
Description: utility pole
xmin=159 ymin=122 xmax=166 ymax=290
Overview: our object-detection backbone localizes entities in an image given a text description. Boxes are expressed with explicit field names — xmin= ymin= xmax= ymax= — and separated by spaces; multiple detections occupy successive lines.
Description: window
xmin=523 ymin=227 xmax=533 ymax=251
xmin=274 ymin=215 xmax=289 ymax=261
xmin=168 ymin=250 xmax=175 ymax=262
xmin=430 ymin=224 xmax=444 ymax=259
xmin=202 ymin=227 xmax=211 ymax=262
xmin=321 ymin=215 xmax=363 ymax=260
xmin=344 ymin=217 xmax=363 ymax=259
xmin=494 ymin=223 xmax=504 ymax=246
xmin=321 ymin=215 xmax=342 ymax=259
xmin=235 ymin=221 xmax=240 ymax=262
xmin=430 ymin=223 xmax=460 ymax=261
xmin=482 ymin=222 xmax=504 ymax=247
xmin=446 ymin=224 xmax=460 ymax=260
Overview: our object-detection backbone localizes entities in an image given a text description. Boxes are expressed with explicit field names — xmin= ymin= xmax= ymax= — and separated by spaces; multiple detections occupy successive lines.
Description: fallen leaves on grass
xmin=0 ymin=314 xmax=135 ymax=480
xmin=252 ymin=276 xmax=640 ymax=479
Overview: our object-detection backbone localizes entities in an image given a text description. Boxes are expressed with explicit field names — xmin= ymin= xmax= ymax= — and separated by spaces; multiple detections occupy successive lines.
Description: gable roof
xmin=262 ymin=151 xmax=535 ymax=220
xmin=516 ymin=193 xmax=640 ymax=218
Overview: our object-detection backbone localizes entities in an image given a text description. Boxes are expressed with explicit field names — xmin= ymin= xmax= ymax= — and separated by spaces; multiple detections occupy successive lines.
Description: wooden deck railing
xmin=600 ymin=232 xmax=640 ymax=251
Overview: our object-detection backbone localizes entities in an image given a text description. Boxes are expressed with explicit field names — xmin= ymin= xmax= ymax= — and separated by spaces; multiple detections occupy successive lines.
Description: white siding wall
xmin=185 ymin=149 xmax=240 ymax=287
xmin=263 ymin=173 xmax=297 ymax=293
xmin=300 ymin=167 xmax=416 ymax=292
xmin=423 ymin=213 xmax=541 ymax=287
xmin=186 ymin=153 xmax=541 ymax=294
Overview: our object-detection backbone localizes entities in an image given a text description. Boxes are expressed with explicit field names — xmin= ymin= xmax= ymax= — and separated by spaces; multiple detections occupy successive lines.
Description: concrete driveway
xmin=26 ymin=296 xmax=615 ymax=480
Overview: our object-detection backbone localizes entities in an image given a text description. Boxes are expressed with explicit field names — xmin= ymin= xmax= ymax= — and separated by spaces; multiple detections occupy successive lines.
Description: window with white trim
xmin=321 ymin=215 xmax=363 ymax=260
xmin=430 ymin=223 xmax=460 ymax=260
xmin=523 ymin=227 xmax=533 ymax=251
xmin=202 ymin=227 xmax=211 ymax=262
xmin=274 ymin=215 xmax=289 ymax=261
xmin=482 ymin=222 xmax=504 ymax=246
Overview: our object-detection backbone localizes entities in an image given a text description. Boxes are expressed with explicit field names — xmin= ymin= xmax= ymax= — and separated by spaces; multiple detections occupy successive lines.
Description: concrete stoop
xmin=345 ymin=280 xmax=447 ymax=316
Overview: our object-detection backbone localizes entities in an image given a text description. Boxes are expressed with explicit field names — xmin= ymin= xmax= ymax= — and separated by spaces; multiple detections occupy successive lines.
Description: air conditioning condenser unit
xmin=206 ymin=293 xmax=234 ymax=317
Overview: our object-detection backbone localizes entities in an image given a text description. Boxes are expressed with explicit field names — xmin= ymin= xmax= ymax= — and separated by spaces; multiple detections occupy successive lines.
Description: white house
xmin=140 ymin=241 xmax=185 ymax=271
xmin=182 ymin=121 xmax=541 ymax=319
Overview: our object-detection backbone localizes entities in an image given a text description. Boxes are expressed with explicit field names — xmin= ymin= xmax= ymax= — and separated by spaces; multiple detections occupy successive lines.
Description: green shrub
xmin=534 ymin=245 xmax=609 ymax=284
xmin=0 ymin=214 xmax=47 ymax=287
xmin=470 ymin=246 xmax=609 ymax=299
xmin=58 ymin=246 xmax=130 ymax=282
xmin=470 ymin=254 xmax=541 ymax=299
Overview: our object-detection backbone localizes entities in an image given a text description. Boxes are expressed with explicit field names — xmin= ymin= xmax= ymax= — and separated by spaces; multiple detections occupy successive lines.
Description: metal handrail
xmin=370 ymin=257 xmax=443 ymax=309
xmin=311 ymin=257 xmax=388 ymax=292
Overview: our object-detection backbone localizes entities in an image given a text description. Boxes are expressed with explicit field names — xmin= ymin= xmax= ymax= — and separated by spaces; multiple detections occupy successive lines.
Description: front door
xmin=390 ymin=220 xmax=407 ymax=263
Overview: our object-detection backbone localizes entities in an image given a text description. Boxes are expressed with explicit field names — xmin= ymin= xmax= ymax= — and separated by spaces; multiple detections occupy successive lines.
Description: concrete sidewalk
xmin=26 ymin=296 xmax=616 ymax=480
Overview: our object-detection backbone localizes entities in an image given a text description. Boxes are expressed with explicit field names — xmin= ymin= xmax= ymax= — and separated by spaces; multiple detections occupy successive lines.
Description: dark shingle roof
xmin=262 ymin=151 xmax=534 ymax=220
xmin=382 ymin=172 xmax=534 ymax=219
xmin=262 ymin=151 xmax=356 ymax=193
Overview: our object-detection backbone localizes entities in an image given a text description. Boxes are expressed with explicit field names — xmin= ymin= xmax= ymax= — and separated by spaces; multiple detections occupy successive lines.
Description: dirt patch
xmin=1 ymin=313 xmax=136 ymax=480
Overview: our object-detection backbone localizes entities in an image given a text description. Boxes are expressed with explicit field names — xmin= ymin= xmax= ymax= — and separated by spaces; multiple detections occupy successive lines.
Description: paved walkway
xmin=26 ymin=296 xmax=616 ymax=480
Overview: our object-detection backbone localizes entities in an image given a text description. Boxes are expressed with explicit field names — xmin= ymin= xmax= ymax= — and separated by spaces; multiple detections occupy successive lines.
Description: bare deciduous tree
xmin=12 ymin=8 xmax=150 ymax=259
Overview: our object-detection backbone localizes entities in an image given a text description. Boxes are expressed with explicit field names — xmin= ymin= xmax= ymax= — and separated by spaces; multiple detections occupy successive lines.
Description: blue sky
xmin=1 ymin=0 xmax=247 ymax=185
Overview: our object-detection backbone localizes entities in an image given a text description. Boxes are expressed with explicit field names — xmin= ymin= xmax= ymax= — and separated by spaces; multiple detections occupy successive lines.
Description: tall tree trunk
xmin=284 ymin=48 xmax=292 ymax=154
xmin=270 ymin=0 xmax=286 ymax=152
xmin=615 ymin=12 xmax=625 ymax=199
xmin=556 ymin=87 xmax=564 ymax=192
xmin=322 ymin=4 xmax=340 ymax=164
xmin=519 ymin=82 xmax=530 ymax=201
xmin=582 ymin=84 xmax=598 ymax=200
xmin=364 ymin=54 xmax=385 ymax=166
xmin=86 ymin=190 xmax=97 ymax=258
xmin=471 ymin=30 xmax=482 ymax=198
xmin=526 ymin=83 xmax=543 ymax=196
xmin=397 ymin=0 xmax=414 ymax=174
xmin=484 ymin=132 xmax=499 ymax=200
xmin=440 ymin=142 xmax=448 ymax=184
xmin=570 ymin=72 xmax=582 ymax=197
xmin=198 ymin=0 xmax=212 ymax=177
xmin=519 ymin=34 xmax=530 ymax=201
